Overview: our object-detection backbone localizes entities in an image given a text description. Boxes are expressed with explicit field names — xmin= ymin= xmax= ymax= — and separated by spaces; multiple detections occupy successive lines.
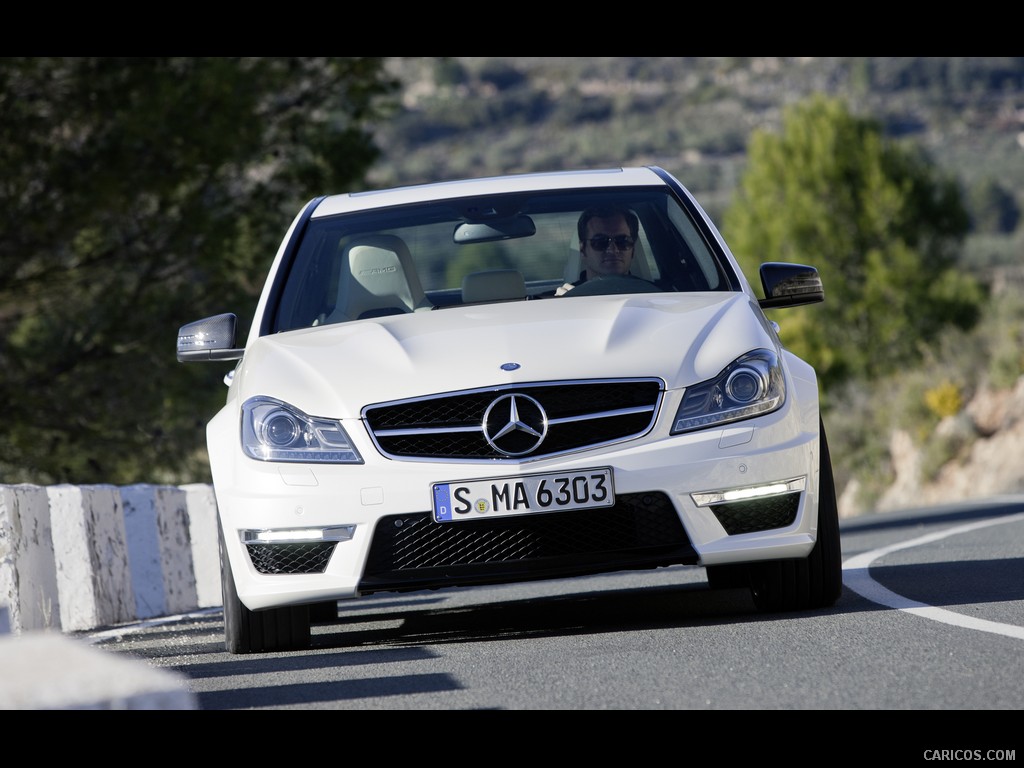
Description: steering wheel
xmin=560 ymin=275 xmax=663 ymax=296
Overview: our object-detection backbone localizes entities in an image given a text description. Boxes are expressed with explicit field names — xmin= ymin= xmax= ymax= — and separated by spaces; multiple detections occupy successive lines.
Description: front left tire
xmin=747 ymin=418 xmax=843 ymax=611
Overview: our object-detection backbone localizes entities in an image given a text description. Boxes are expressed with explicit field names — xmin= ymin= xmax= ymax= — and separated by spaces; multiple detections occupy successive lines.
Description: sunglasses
xmin=587 ymin=235 xmax=634 ymax=252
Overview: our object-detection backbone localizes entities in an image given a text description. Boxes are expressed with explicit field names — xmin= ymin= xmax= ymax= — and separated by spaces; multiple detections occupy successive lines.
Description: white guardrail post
xmin=0 ymin=484 xmax=62 ymax=633
xmin=48 ymin=484 xmax=136 ymax=632
xmin=1 ymin=483 xmax=216 ymax=709
xmin=1 ymin=483 xmax=221 ymax=635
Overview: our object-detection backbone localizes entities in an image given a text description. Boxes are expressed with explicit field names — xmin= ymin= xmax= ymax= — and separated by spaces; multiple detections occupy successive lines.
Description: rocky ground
xmin=838 ymin=376 xmax=1024 ymax=518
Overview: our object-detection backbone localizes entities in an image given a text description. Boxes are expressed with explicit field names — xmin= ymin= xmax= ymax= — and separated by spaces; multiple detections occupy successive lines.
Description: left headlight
xmin=241 ymin=396 xmax=364 ymax=463
xmin=671 ymin=349 xmax=785 ymax=434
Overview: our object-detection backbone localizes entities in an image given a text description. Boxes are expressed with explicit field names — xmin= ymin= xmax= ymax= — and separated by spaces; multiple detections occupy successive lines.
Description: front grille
xmin=364 ymin=379 xmax=662 ymax=460
xmin=247 ymin=542 xmax=336 ymax=575
xmin=358 ymin=491 xmax=698 ymax=593
xmin=710 ymin=493 xmax=800 ymax=535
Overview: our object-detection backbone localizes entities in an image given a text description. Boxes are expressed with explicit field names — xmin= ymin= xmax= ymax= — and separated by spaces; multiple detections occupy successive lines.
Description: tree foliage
xmin=0 ymin=57 xmax=400 ymax=484
xmin=967 ymin=178 xmax=1021 ymax=234
xmin=722 ymin=94 xmax=985 ymax=392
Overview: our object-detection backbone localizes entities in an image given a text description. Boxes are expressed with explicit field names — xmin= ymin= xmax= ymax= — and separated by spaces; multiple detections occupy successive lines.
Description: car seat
xmin=328 ymin=234 xmax=433 ymax=322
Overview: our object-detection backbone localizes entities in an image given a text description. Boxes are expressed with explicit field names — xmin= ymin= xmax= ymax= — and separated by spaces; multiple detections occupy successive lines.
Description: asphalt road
xmin=81 ymin=497 xmax=1024 ymax=729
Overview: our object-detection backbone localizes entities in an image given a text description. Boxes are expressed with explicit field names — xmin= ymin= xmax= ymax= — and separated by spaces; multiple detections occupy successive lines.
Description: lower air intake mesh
xmin=709 ymin=493 xmax=800 ymax=535
xmin=359 ymin=491 xmax=698 ymax=593
xmin=246 ymin=542 xmax=336 ymax=575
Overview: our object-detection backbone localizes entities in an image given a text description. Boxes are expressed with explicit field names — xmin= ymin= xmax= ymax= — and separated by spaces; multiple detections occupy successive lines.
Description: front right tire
xmin=219 ymin=520 xmax=312 ymax=654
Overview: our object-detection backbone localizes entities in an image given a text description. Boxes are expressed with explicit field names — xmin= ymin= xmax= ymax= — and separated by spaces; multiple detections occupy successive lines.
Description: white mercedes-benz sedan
xmin=177 ymin=166 xmax=841 ymax=653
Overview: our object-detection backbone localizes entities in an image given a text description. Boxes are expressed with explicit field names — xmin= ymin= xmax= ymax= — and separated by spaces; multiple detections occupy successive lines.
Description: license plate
xmin=432 ymin=467 xmax=615 ymax=522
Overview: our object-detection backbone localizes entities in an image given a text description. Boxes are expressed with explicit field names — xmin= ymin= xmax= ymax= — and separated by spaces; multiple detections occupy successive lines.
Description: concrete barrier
xmin=1 ymin=483 xmax=220 ymax=636
xmin=0 ymin=483 xmax=218 ymax=709
xmin=0 ymin=630 xmax=198 ymax=709
xmin=50 ymin=484 xmax=136 ymax=632
xmin=182 ymin=483 xmax=222 ymax=609
xmin=122 ymin=484 xmax=198 ymax=620
xmin=0 ymin=484 xmax=61 ymax=632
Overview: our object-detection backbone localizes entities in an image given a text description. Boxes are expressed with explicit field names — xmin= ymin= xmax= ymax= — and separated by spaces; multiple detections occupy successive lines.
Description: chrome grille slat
xmin=363 ymin=379 xmax=663 ymax=461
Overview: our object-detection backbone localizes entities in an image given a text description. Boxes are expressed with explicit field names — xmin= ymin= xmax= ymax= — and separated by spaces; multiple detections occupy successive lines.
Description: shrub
xmin=924 ymin=381 xmax=963 ymax=419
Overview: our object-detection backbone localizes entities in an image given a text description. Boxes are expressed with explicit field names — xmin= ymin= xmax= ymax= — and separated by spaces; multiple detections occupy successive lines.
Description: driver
xmin=556 ymin=204 xmax=638 ymax=295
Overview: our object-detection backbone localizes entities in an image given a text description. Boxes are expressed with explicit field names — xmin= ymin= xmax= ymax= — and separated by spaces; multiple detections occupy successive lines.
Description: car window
xmin=271 ymin=188 xmax=732 ymax=333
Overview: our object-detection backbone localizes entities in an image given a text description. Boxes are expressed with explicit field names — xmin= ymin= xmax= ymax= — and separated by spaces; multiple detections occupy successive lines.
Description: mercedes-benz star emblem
xmin=482 ymin=394 xmax=548 ymax=456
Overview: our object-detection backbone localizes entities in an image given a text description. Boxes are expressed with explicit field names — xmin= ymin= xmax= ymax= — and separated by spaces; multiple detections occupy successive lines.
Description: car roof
xmin=312 ymin=166 xmax=668 ymax=218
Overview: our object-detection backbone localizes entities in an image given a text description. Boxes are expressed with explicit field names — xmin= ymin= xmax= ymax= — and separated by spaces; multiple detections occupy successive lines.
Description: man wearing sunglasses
xmin=556 ymin=204 xmax=641 ymax=295
xmin=578 ymin=204 xmax=638 ymax=280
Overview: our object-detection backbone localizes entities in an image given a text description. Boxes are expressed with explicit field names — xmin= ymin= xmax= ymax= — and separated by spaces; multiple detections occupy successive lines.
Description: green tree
xmin=967 ymin=178 xmax=1020 ymax=234
xmin=0 ymin=57 xmax=400 ymax=484
xmin=722 ymin=94 xmax=984 ymax=391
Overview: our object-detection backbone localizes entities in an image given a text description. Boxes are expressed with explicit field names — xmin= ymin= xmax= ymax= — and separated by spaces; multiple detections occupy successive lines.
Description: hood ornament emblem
xmin=482 ymin=394 xmax=548 ymax=456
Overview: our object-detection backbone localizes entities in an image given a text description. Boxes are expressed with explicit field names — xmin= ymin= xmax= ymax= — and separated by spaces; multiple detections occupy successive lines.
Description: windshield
xmin=271 ymin=187 xmax=735 ymax=333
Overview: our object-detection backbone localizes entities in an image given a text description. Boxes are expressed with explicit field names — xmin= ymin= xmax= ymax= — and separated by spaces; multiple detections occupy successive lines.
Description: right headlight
xmin=241 ymin=396 xmax=363 ymax=463
xmin=671 ymin=349 xmax=785 ymax=434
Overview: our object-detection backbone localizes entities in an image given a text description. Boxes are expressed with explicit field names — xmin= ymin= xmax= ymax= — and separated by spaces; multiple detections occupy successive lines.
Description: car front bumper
xmin=210 ymin=391 xmax=822 ymax=612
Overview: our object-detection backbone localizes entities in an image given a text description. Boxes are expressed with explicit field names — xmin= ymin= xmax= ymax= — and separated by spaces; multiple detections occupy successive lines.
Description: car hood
xmin=231 ymin=292 xmax=778 ymax=417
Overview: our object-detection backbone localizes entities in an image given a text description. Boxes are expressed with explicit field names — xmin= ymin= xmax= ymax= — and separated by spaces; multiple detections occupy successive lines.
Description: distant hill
xmin=369 ymin=57 xmax=1024 ymax=516
xmin=843 ymin=379 xmax=1024 ymax=517
xmin=370 ymin=57 xmax=1024 ymax=269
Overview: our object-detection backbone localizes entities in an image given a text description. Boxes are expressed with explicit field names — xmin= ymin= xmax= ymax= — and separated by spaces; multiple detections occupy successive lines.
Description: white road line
xmin=842 ymin=512 xmax=1024 ymax=641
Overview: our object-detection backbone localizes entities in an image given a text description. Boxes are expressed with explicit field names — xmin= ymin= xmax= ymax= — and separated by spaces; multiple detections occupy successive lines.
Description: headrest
xmin=461 ymin=269 xmax=527 ymax=304
xmin=331 ymin=234 xmax=430 ymax=322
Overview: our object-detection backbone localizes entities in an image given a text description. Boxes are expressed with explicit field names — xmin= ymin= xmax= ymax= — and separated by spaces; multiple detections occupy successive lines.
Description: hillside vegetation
xmin=2 ymin=57 xmax=1020 ymax=514
xmin=370 ymin=58 xmax=1023 ymax=240
xmin=367 ymin=57 xmax=1024 ymax=515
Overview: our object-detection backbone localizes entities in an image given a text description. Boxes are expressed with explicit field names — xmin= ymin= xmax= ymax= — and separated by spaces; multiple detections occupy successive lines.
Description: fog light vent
xmin=246 ymin=542 xmax=336 ymax=574
xmin=710 ymin=493 xmax=799 ymax=535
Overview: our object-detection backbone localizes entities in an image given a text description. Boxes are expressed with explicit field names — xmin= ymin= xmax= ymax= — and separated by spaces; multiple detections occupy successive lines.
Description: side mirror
xmin=758 ymin=263 xmax=824 ymax=308
xmin=176 ymin=313 xmax=244 ymax=361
